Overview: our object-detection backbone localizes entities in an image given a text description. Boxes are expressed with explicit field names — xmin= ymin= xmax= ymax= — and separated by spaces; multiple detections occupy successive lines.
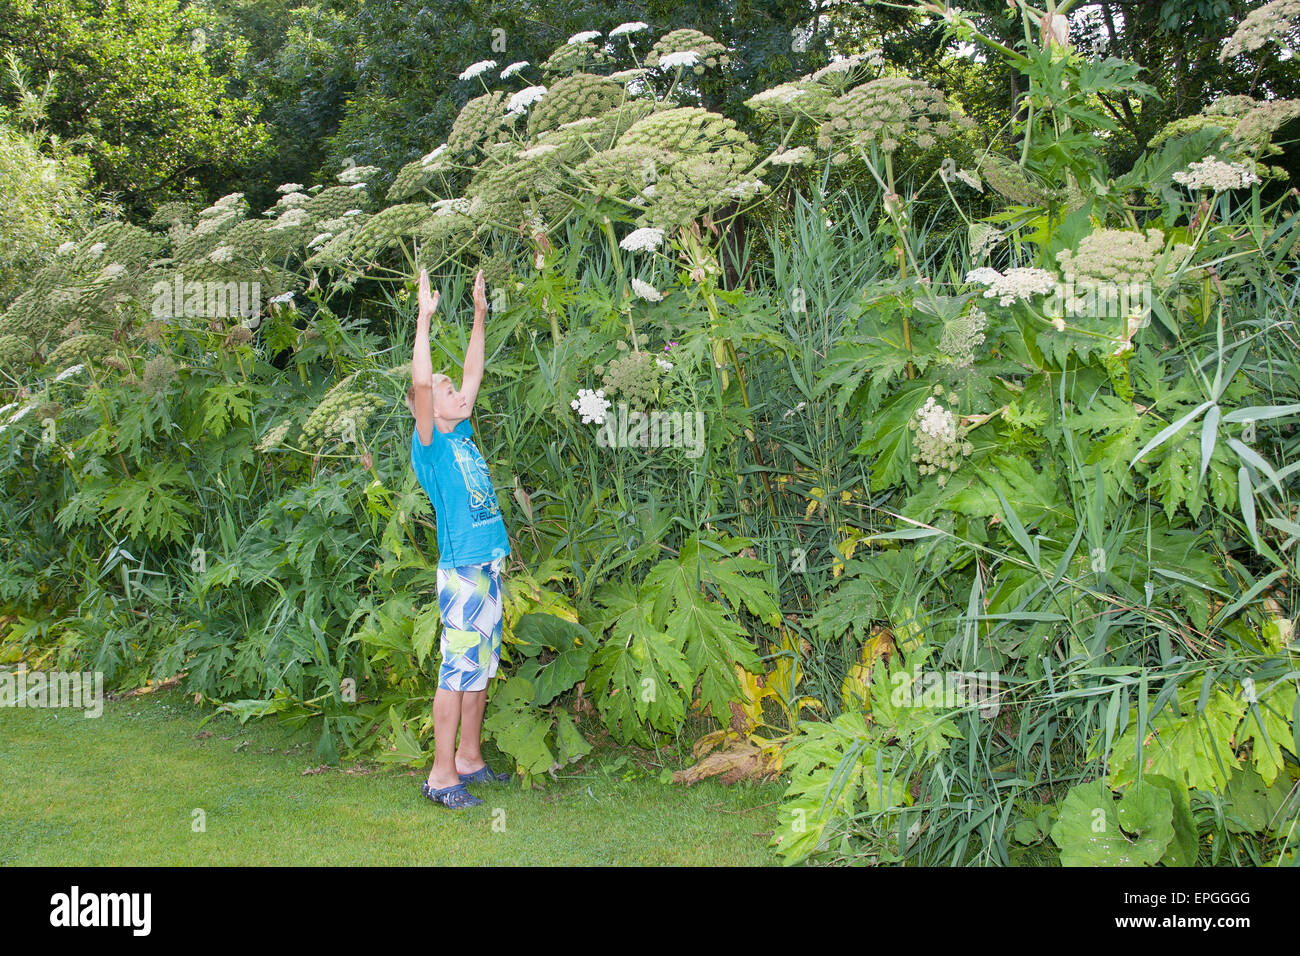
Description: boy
xmin=407 ymin=267 xmax=513 ymax=809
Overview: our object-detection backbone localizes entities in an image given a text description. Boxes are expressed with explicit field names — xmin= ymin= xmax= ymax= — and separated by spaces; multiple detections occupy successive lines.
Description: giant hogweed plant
xmin=772 ymin=1 xmax=1300 ymax=864
xmin=0 ymin=5 xmax=1296 ymax=857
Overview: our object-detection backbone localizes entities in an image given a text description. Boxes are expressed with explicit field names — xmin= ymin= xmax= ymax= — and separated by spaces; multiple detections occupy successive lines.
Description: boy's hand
xmin=472 ymin=268 xmax=487 ymax=315
xmin=418 ymin=268 xmax=439 ymax=319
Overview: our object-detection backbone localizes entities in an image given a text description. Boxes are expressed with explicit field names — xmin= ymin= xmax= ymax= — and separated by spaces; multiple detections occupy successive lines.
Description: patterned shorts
xmin=435 ymin=555 xmax=505 ymax=692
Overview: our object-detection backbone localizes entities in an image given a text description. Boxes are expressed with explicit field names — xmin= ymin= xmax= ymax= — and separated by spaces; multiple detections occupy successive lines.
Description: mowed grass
xmin=0 ymin=687 xmax=784 ymax=865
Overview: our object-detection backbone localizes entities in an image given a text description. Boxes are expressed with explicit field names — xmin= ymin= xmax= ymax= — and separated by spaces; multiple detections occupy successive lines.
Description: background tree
xmin=0 ymin=0 xmax=271 ymax=215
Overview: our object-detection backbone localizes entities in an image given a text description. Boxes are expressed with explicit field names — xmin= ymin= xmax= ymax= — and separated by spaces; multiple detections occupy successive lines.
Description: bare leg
xmin=427 ymin=687 xmax=463 ymax=789
xmin=455 ymin=688 xmax=488 ymax=775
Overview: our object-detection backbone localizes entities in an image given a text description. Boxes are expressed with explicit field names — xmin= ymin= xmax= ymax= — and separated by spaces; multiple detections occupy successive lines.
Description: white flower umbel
xmin=909 ymin=392 xmax=972 ymax=484
xmin=271 ymin=208 xmax=310 ymax=230
xmin=269 ymin=291 xmax=295 ymax=305
xmin=1172 ymin=156 xmax=1261 ymax=191
xmin=610 ymin=22 xmax=648 ymax=38
xmin=420 ymin=143 xmax=448 ymax=166
xmin=571 ymin=387 xmax=612 ymax=425
xmin=458 ymin=59 xmax=497 ymax=81
xmin=619 ymin=227 xmax=666 ymax=252
xmin=53 ymin=364 xmax=86 ymax=382
xmin=631 ymin=278 xmax=664 ymax=302
xmin=726 ymin=179 xmax=767 ymax=200
xmin=750 ymin=86 xmax=808 ymax=106
xmin=7 ymin=403 xmax=34 ymax=424
xmin=1219 ymin=0 xmax=1300 ymax=61
xmin=336 ymin=164 xmax=379 ymax=184
xmin=500 ymin=61 xmax=529 ymax=79
xmin=567 ymin=30 xmax=601 ymax=45
xmin=56 ymin=241 xmax=76 ymax=255
xmin=659 ymin=51 xmax=700 ymax=70
xmin=431 ymin=197 xmax=471 ymax=215
xmin=767 ymin=146 xmax=814 ymax=166
xmin=966 ymin=266 xmax=1057 ymax=306
xmin=964 ymin=267 xmax=1002 ymax=286
xmin=277 ymin=183 xmax=305 ymax=193
xmin=809 ymin=50 xmax=882 ymax=81
xmin=655 ymin=357 xmax=673 ymax=371
xmin=918 ymin=397 xmax=957 ymax=442
xmin=506 ymin=85 xmax=547 ymax=115
xmin=88 ymin=242 xmax=106 ymax=258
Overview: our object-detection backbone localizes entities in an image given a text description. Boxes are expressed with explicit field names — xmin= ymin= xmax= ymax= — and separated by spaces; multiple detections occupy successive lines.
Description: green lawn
xmin=0 ymin=687 xmax=783 ymax=865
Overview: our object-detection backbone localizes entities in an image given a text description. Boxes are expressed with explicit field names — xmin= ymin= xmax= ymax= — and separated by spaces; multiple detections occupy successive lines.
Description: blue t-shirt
xmin=411 ymin=419 xmax=511 ymax=569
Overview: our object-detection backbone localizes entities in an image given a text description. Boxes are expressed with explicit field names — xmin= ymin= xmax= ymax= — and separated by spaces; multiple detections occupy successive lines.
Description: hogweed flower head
xmin=818 ymin=76 xmax=970 ymax=159
xmin=968 ymin=222 xmax=1004 ymax=260
xmin=302 ymin=381 xmax=383 ymax=447
xmin=53 ymin=363 xmax=86 ymax=382
xmin=631 ymin=277 xmax=663 ymax=301
xmin=1172 ymin=156 xmax=1261 ymax=191
xmin=506 ymin=85 xmax=547 ymax=115
xmin=257 ymin=419 xmax=293 ymax=453
xmin=645 ymin=28 xmax=730 ymax=73
xmin=939 ymin=307 xmax=987 ymax=368
xmin=977 ymin=154 xmax=1053 ymax=206
xmin=806 ymin=50 xmax=884 ymax=87
xmin=1220 ymin=0 xmax=1300 ymax=61
xmin=571 ymin=387 xmax=612 ymax=424
xmin=965 ymin=266 xmax=1057 ymax=306
xmin=600 ymin=350 xmax=661 ymax=410
xmin=620 ymin=227 xmax=666 ymax=252
xmin=459 ymin=59 xmax=498 ymax=81
xmin=610 ymin=22 xmax=648 ymax=38
xmin=336 ymin=164 xmax=380 ymax=185
xmin=659 ymin=51 xmax=700 ymax=71
xmin=1056 ymin=228 xmax=1168 ymax=285
xmin=766 ymin=145 xmax=816 ymax=166
xmin=908 ymin=390 xmax=972 ymax=484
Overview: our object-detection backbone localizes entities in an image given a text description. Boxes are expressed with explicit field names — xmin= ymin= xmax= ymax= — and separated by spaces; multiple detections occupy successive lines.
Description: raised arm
xmin=460 ymin=268 xmax=488 ymax=410
xmin=411 ymin=268 xmax=439 ymax=443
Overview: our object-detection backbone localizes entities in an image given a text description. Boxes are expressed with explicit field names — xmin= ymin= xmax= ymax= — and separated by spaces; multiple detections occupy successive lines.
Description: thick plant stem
xmin=884 ymin=153 xmax=917 ymax=381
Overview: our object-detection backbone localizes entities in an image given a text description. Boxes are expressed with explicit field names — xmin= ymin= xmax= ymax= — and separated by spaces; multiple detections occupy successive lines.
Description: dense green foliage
xmin=2 ymin=0 xmax=1299 ymax=866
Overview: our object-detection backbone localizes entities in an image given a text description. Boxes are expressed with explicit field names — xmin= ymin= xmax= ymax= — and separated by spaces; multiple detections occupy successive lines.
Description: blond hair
xmin=407 ymin=373 xmax=452 ymax=406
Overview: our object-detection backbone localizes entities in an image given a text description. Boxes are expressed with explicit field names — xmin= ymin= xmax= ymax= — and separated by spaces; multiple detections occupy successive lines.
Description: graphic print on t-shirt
xmin=448 ymin=433 xmax=501 ymax=527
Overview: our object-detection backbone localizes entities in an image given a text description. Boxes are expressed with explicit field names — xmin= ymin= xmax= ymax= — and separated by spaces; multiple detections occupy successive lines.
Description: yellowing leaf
xmin=673 ymin=737 xmax=780 ymax=786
